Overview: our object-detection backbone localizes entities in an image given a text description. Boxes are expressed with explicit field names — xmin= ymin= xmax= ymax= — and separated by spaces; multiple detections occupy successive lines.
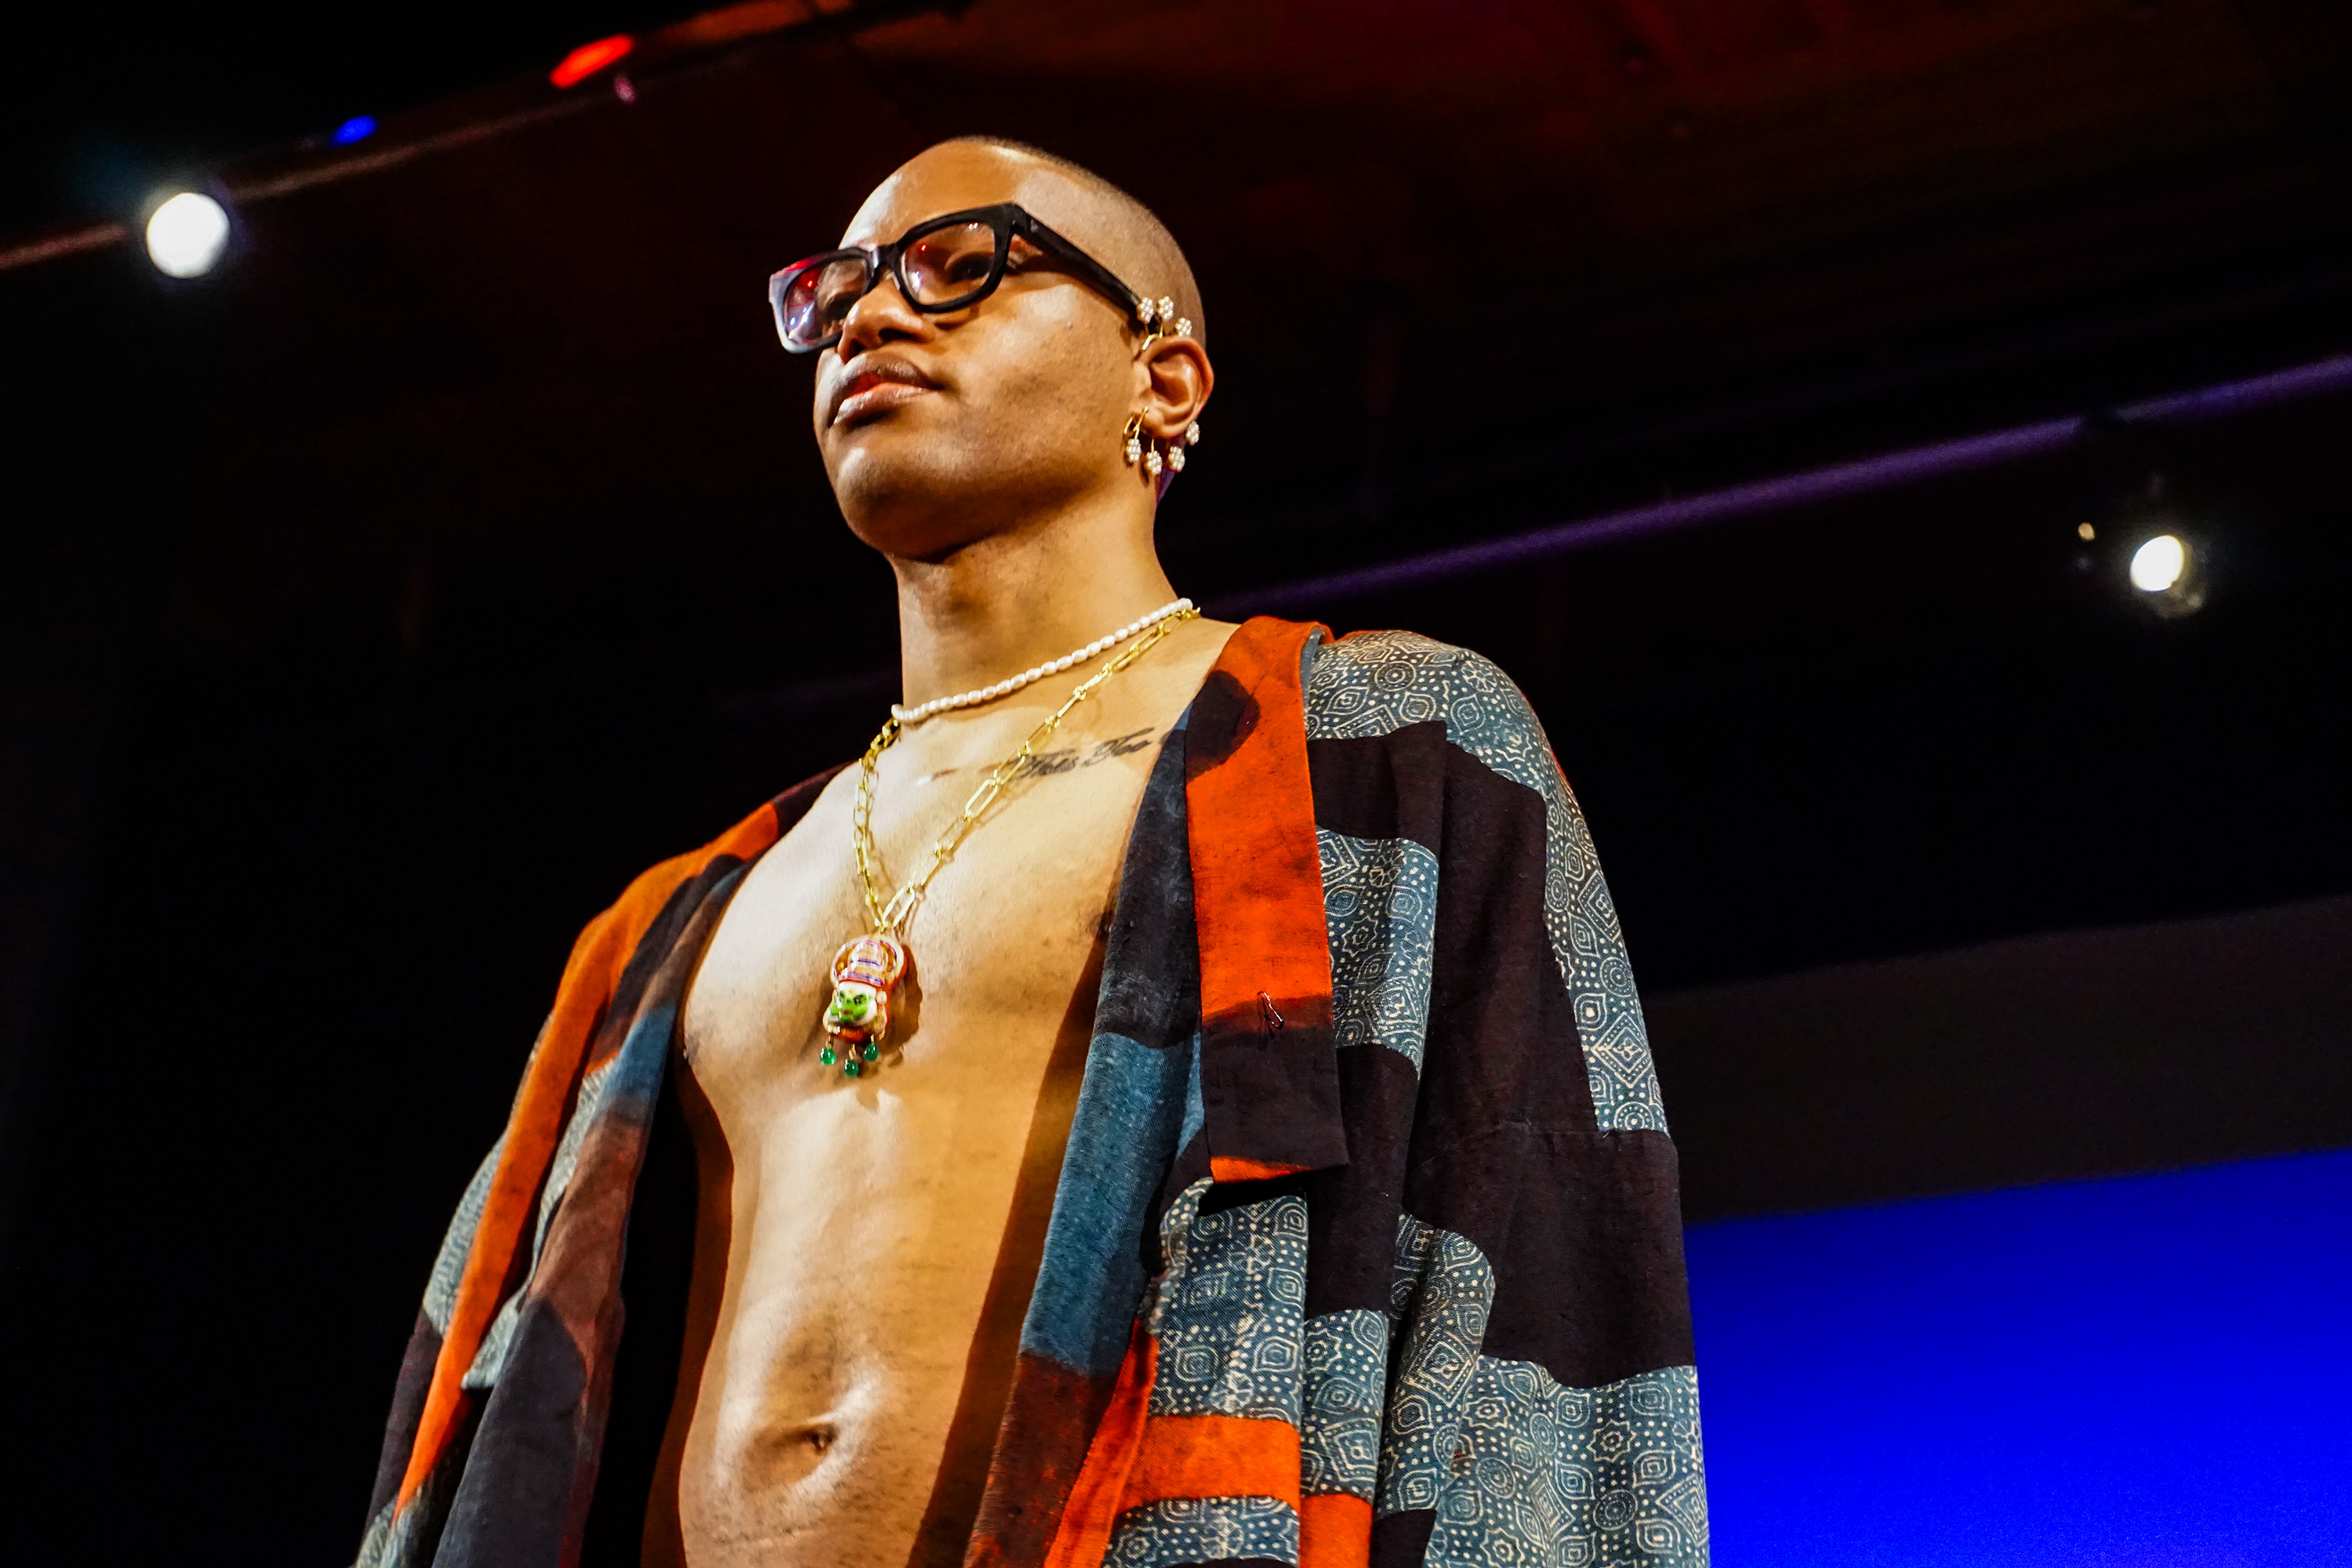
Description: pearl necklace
xmin=818 ymin=606 xmax=1201 ymax=1076
xmin=889 ymin=597 xmax=1196 ymax=725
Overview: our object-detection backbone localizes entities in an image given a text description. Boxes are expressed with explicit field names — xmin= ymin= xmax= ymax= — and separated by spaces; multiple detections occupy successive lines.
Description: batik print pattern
xmin=1147 ymin=1181 xmax=1310 ymax=1424
xmin=1381 ymin=1215 xmax=1498 ymax=1515
xmin=1107 ymin=1496 xmax=1301 ymax=1567
xmin=1306 ymin=631 xmax=1668 ymax=1133
xmin=358 ymin=619 xmax=1700 ymax=1568
xmin=421 ymin=1137 xmax=503 ymax=1338
xmin=1301 ymin=1308 xmax=1389 ymax=1501
xmin=1319 ymin=828 xmax=1439 ymax=1070
xmin=1427 ymin=1363 xmax=1706 ymax=1568
xmin=1381 ymin=1216 xmax=1708 ymax=1567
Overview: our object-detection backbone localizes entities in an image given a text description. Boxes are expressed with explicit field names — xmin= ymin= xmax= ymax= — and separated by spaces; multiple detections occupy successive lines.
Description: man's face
xmin=811 ymin=145 xmax=1144 ymax=561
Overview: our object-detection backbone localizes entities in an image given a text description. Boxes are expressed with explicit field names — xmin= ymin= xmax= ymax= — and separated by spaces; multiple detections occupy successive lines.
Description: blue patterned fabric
xmin=1148 ymin=1183 xmax=1312 ymax=1424
xmin=359 ymin=624 xmax=1703 ymax=1568
xmin=1307 ymin=631 xmax=1668 ymax=1132
xmin=1108 ymin=1496 xmax=1301 ymax=1566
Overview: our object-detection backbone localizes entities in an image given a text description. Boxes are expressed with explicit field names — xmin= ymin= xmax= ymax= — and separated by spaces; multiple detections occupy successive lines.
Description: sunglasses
xmin=768 ymin=202 xmax=1152 ymax=354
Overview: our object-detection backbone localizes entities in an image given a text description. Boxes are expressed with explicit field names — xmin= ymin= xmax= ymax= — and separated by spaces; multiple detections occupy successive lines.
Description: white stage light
xmin=2129 ymin=534 xmax=2186 ymax=593
xmin=145 ymin=191 xmax=230 ymax=278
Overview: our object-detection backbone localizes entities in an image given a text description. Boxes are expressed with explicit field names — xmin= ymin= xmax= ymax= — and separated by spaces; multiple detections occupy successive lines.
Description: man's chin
xmin=829 ymin=445 xmax=993 ymax=558
xmin=829 ymin=430 xmax=939 ymax=503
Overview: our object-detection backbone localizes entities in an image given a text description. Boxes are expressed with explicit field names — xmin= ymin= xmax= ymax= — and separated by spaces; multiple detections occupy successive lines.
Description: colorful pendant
xmin=821 ymin=934 xmax=907 ymax=1076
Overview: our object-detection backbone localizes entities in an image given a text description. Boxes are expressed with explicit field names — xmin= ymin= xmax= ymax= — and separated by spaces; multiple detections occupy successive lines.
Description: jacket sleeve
xmin=354 ymin=1131 xmax=506 ymax=1566
xmin=1309 ymin=630 xmax=1709 ymax=1566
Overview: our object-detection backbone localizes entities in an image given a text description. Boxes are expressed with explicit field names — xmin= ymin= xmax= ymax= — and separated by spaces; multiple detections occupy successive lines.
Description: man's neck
xmin=889 ymin=495 xmax=1181 ymax=710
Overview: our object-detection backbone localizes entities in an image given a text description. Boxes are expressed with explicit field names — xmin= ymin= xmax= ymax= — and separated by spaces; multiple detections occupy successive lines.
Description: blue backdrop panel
xmin=1685 ymin=1149 xmax=2352 ymax=1566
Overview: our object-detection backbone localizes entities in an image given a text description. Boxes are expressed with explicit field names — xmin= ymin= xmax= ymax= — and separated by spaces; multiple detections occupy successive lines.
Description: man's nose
xmin=836 ymin=271 xmax=930 ymax=358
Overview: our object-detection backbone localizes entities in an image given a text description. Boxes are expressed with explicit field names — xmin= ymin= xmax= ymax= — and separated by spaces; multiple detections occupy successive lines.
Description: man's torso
xmin=656 ymin=620 xmax=1232 ymax=1567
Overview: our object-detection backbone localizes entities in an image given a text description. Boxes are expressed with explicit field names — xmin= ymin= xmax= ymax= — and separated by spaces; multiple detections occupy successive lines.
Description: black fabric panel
xmin=1388 ymin=742 xmax=1691 ymax=1388
xmin=1370 ymin=1507 xmax=1436 ymax=1568
xmin=1414 ymin=744 xmax=1597 ymax=1149
xmin=364 ymin=1310 xmax=443 ymax=1522
xmin=1300 ymin=1043 xmax=1421 ymax=1319
xmin=1200 ymin=1019 xmax=1352 ymax=1174
xmin=1199 ymin=1168 xmax=1315 ymax=1219
xmin=1306 ymin=724 xmax=1448 ymax=851
xmin=1404 ymin=1127 xmax=1695 ymax=1388
xmin=437 ymin=1297 xmax=593 ymax=1568
xmin=1096 ymin=731 xmax=1199 ymax=1053
xmin=579 ymin=1067 xmax=699 ymax=1566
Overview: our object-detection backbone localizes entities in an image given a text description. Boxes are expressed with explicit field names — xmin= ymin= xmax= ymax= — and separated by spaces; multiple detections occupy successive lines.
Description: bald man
xmin=357 ymin=141 xmax=1706 ymax=1568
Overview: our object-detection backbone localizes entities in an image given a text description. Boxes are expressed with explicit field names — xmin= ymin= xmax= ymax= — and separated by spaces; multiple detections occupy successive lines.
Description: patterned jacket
xmin=357 ymin=617 xmax=1707 ymax=1568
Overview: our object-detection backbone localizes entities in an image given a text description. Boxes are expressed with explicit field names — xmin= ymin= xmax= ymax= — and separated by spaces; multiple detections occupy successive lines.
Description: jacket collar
xmin=1184 ymin=616 xmax=1349 ymax=1181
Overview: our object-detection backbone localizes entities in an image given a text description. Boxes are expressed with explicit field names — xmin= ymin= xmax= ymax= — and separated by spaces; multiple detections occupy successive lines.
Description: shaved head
xmin=815 ymin=138 xmax=1215 ymax=564
xmin=936 ymin=137 xmax=1206 ymax=346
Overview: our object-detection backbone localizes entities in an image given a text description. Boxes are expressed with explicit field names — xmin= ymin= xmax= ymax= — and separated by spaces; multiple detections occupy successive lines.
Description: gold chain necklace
xmin=817 ymin=605 xmax=1200 ymax=1076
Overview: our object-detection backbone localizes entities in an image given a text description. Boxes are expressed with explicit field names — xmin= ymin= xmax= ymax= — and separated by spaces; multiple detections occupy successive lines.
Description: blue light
xmin=332 ymin=116 xmax=378 ymax=145
xmin=1686 ymin=1149 xmax=2352 ymax=1565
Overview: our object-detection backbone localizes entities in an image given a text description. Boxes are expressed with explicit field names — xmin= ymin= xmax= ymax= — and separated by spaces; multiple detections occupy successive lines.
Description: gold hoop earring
xmin=1122 ymin=414 xmax=1200 ymax=477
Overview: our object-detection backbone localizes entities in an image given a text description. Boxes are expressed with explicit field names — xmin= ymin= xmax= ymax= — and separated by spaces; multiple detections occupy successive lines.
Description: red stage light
xmin=550 ymin=34 xmax=636 ymax=89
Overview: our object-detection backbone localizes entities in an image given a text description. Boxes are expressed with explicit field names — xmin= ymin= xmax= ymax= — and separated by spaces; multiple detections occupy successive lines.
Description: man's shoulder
xmin=579 ymin=784 xmax=815 ymax=971
xmin=1303 ymin=626 xmax=1551 ymax=775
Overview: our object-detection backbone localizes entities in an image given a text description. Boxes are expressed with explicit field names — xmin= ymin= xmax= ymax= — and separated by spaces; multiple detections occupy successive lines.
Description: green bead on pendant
xmin=821 ymin=934 xmax=907 ymax=1080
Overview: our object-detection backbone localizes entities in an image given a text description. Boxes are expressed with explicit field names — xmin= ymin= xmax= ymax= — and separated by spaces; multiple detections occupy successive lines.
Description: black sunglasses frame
xmin=768 ymin=202 xmax=1148 ymax=354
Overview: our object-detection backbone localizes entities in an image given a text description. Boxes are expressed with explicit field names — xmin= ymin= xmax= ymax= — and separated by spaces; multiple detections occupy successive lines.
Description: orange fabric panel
xmin=1120 ymin=1414 xmax=1303 ymax=1512
xmin=1188 ymin=617 xmax=1334 ymax=1031
xmin=1043 ymin=1329 xmax=1160 ymax=1568
xmin=1209 ymin=1155 xmax=1313 ymax=1184
xmin=1299 ymin=1491 xmax=1373 ymax=1568
xmin=396 ymin=802 xmax=780 ymax=1507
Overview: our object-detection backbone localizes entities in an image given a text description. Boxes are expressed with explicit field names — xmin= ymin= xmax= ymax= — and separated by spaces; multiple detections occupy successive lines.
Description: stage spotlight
xmin=2129 ymin=533 xmax=2186 ymax=593
xmin=144 ymin=191 xmax=230 ymax=278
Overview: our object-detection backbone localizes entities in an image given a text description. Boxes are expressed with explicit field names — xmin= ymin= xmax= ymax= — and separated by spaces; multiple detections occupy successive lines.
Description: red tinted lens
xmin=779 ymin=256 xmax=870 ymax=347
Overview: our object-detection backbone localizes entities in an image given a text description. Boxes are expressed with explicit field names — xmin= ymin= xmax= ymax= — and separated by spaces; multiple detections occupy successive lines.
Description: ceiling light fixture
xmin=144 ymin=191 xmax=231 ymax=278
xmin=2129 ymin=534 xmax=2186 ymax=593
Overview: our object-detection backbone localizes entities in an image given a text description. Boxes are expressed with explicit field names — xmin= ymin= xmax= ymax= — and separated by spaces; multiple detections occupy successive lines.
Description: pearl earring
xmin=1135 ymin=297 xmax=1195 ymax=347
xmin=1123 ymin=413 xmax=1202 ymax=476
xmin=1123 ymin=416 xmax=1200 ymax=477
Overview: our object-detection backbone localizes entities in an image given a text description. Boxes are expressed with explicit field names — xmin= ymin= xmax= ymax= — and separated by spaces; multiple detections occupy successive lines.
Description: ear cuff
xmin=1137 ymin=296 xmax=1193 ymax=344
xmin=1127 ymin=296 xmax=1199 ymax=478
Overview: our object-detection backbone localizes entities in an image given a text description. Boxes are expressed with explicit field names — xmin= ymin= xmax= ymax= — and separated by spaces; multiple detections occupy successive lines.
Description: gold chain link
xmin=852 ymin=607 xmax=1200 ymax=938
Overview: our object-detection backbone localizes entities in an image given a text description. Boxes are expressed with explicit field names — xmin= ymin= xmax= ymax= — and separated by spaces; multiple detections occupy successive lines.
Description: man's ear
xmin=1137 ymin=336 xmax=1212 ymax=441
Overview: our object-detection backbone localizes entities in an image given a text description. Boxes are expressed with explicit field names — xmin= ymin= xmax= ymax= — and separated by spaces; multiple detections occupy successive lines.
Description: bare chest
xmin=663 ymin=717 xmax=1174 ymax=1566
xmin=685 ymin=719 xmax=1170 ymax=1097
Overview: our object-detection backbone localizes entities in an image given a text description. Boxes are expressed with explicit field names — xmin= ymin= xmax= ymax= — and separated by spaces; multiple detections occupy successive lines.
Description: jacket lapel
xmin=1184 ymin=615 xmax=1348 ymax=1181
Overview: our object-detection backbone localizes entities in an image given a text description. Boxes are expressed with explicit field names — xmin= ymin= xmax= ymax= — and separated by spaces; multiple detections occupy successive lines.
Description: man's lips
xmin=829 ymin=358 xmax=940 ymax=428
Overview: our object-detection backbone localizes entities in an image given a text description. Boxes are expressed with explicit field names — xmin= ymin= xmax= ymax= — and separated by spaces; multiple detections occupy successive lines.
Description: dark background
xmin=4 ymin=1 xmax=2350 ymax=1559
